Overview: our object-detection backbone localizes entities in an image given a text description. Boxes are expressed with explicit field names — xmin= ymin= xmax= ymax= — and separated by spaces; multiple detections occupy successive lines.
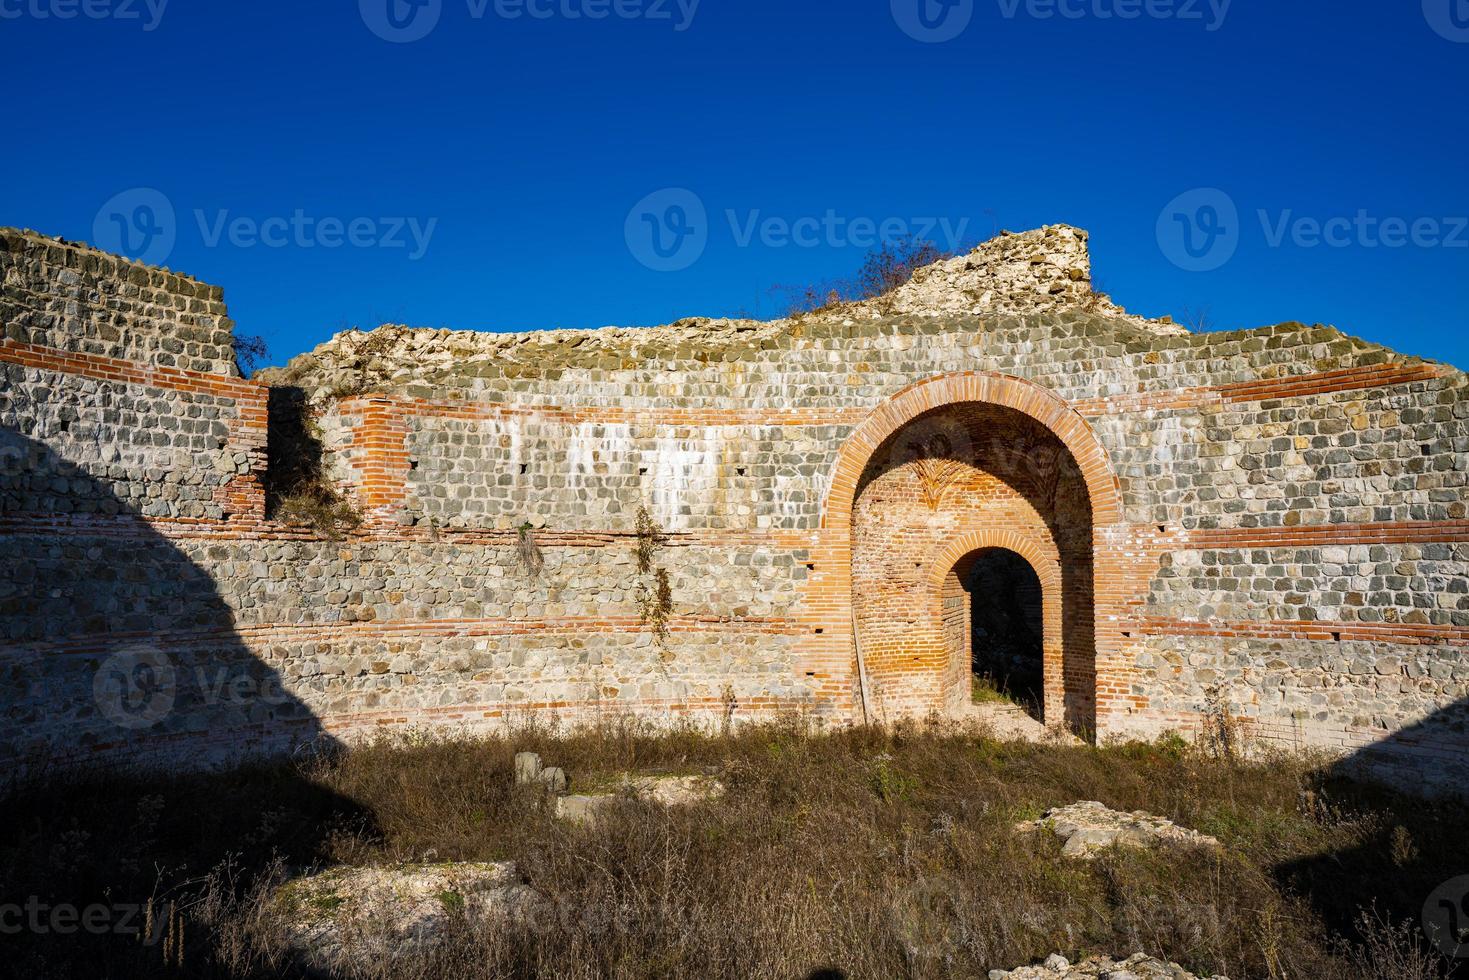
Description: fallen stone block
xmin=988 ymin=952 xmax=1229 ymax=979
xmin=273 ymin=862 xmax=543 ymax=973
xmin=1015 ymin=801 xmax=1220 ymax=859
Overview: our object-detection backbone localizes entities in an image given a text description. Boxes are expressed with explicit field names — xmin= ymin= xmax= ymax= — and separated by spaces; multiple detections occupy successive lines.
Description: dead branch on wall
xmin=517 ymin=522 xmax=545 ymax=579
xmin=634 ymin=506 xmax=674 ymax=651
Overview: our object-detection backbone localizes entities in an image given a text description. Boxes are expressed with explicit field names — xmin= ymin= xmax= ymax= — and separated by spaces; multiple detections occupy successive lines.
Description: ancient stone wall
xmin=1 ymin=225 xmax=1464 ymax=793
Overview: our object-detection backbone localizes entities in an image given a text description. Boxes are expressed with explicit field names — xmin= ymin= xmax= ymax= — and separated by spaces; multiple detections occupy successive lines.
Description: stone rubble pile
xmin=514 ymin=751 xmax=725 ymax=825
xmin=274 ymin=862 xmax=542 ymax=972
xmin=989 ymin=952 xmax=1229 ymax=979
xmin=258 ymin=226 xmax=1183 ymax=401
xmin=851 ymin=225 xmax=1186 ymax=336
xmin=1015 ymin=801 xmax=1221 ymax=859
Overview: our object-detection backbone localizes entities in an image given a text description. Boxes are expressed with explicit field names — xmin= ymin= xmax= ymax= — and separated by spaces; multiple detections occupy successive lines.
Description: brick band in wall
xmin=6 ymin=511 xmax=1466 ymax=554
xmin=21 ymin=614 xmax=811 ymax=656
xmin=1120 ymin=615 xmax=1469 ymax=647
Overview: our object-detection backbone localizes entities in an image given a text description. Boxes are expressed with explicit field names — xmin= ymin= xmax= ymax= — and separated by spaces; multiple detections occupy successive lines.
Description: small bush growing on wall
xmin=634 ymin=507 xmax=673 ymax=646
xmin=635 ymin=506 xmax=665 ymax=575
xmin=772 ymin=237 xmax=954 ymax=317
xmin=276 ymin=492 xmax=363 ymax=541
xmin=265 ymin=386 xmax=363 ymax=539
xmin=1201 ymin=683 xmax=1243 ymax=763
xmin=320 ymin=326 xmax=408 ymax=403
xmin=232 ymin=332 xmax=270 ymax=377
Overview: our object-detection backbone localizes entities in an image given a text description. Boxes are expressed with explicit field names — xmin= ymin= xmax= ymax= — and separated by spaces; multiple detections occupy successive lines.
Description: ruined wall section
xmin=2 ymin=229 xmax=237 ymax=374
xmin=0 ymin=230 xmax=265 ymax=522
xmin=286 ymin=308 xmax=1465 ymax=789
xmin=2 ymin=225 xmax=1465 ymax=793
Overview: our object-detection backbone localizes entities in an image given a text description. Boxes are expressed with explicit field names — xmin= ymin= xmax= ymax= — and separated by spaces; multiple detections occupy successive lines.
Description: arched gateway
xmin=821 ymin=373 xmax=1123 ymax=735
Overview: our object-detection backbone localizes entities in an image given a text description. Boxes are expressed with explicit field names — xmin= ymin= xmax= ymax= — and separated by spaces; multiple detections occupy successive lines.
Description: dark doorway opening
xmin=965 ymin=549 xmax=1044 ymax=720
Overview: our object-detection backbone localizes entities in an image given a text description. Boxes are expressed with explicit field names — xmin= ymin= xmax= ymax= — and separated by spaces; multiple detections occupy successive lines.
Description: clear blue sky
xmin=4 ymin=0 xmax=1467 ymax=368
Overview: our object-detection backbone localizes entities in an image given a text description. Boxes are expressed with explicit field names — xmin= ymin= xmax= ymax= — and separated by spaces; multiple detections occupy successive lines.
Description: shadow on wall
xmin=1275 ymin=695 xmax=1469 ymax=960
xmin=0 ymin=426 xmax=340 ymax=774
xmin=0 ymin=428 xmax=370 ymax=975
xmin=1331 ymin=694 xmax=1469 ymax=800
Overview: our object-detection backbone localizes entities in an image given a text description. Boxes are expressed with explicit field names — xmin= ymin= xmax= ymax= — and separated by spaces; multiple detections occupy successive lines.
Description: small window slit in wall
xmin=814 ymin=628 xmax=824 ymax=635
xmin=519 ymin=463 xmax=529 ymax=475
xmin=736 ymin=467 xmax=746 ymax=477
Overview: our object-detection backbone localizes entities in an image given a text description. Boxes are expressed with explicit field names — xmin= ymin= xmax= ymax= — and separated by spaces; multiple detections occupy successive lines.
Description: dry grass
xmin=1 ymin=719 xmax=1463 ymax=979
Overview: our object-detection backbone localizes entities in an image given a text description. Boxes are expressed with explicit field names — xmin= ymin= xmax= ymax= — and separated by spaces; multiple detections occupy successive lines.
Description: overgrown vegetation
xmin=773 ymin=236 xmax=957 ymax=317
xmin=321 ymin=326 xmax=408 ymax=403
xmin=232 ymin=333 xmax=270 ymax=378
xmin=634 ymin=506 xmax=673 ymax=647
xmin=264 ymin=386 xmax=363 ymax=539
xmin=2 ymin=721 xmax=1463 ymax=978
xmin=1200 ymin=683 xmax=1243 ymax=764
xmin=970 ymin=673 xmax=1018 ymax=706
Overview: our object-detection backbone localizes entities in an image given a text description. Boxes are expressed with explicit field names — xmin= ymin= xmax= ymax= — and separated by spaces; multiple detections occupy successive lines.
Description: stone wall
xmin=1 ymin=224 xmax=1465 ymax=794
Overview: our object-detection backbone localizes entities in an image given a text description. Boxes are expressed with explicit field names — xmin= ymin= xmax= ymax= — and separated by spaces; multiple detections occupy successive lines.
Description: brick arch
xmin=803 ymin=371 xmax=1121 ymax=728
xmin=928 ymin=529 xmax=1061 ymax=596
xmin=927 ymin=530 xmax=1065 ymax=723
xmin=821 ymin=371 xmax=1122 ymax=529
